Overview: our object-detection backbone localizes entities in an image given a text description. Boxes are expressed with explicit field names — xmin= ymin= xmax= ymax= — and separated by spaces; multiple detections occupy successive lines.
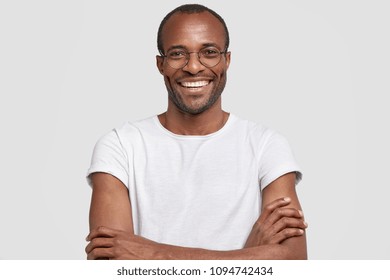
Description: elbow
xmin=280 ymin=234 xmax=308 ymax=260
xmin=266 ymin=244 xmax=307 ymax=260
xmin=289 ymin=250 xmax=307 ymax=260
xmin=282 ymin=245 xmax=308 ymax=260
xmin=252 ymin=244 xmax=306 ymax=260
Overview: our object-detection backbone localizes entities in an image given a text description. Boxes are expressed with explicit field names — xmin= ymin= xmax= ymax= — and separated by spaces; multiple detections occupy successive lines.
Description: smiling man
xmin=85 ymin=4 xmax=307 ymax=259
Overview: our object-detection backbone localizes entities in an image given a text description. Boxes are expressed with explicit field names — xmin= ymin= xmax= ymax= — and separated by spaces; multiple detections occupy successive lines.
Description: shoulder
xmin=231 ymin=114 xmax=282 ymax=145
xmin=116 ymin=115 xmax=157 ymax=136
xmin=91 ymin=115 xmax=158 ymax=157
xmin=99 ymin=115 xmax=157 ymax=144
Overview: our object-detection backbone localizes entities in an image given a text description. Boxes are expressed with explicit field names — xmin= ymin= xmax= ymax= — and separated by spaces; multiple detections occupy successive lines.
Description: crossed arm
xmin=85 ymin=172 xmax=307 ymax=260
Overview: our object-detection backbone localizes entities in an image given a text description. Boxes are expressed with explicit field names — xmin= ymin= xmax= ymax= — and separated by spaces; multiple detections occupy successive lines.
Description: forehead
xmin=161 ymin=12 xmax=226 ymax=51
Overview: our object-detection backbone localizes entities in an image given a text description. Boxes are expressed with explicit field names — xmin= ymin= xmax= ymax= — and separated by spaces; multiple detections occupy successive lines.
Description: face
xmin=157 ymin=12 xmax=231 ymax=115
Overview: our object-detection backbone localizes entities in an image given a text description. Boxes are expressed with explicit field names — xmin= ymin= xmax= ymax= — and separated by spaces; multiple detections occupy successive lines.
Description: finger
xmin=268 ymin=217 xmax=308 ymax=237
xmin=85 ymin=237 xmax=114 ymax=254
xmin=86 ymin=226 xmax=119 ymax=241
xmin=269 ymin=227 xmax=306 ymax=244
xmin=265 ymin=207 xmax=304 ymax=227
xmin=87 ymin=247 xmax=114 ymax=260
xmin=258 ymin=197 xmax=292 ymax=224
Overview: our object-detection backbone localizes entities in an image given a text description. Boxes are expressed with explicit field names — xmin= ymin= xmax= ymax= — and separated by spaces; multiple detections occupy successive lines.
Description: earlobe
xmin=156 ymin=56 xmax=164 ymax=75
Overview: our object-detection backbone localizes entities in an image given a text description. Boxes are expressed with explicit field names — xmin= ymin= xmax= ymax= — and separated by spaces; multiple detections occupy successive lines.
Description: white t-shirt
xmin=87 ymin=114 xmax=302 ymax=250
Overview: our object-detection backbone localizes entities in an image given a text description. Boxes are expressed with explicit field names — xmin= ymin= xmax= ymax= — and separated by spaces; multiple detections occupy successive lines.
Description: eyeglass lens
xmin=165 ymin=47 xmax=223 ymax=69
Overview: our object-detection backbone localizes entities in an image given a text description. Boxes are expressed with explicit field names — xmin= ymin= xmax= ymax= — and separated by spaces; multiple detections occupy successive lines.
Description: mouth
xmin=179 ymin=80 xmax=211 ymax=88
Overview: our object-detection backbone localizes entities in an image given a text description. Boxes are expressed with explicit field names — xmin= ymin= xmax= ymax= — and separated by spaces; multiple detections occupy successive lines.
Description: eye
xmin=201 ymin=48 xmax=220 ymax=58
xmin=167 ymin=50 xmax=187 ymax=59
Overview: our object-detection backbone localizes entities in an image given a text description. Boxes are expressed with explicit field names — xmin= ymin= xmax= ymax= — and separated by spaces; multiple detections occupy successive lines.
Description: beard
xmin=165 ymin=71 xmax=228 ymax=115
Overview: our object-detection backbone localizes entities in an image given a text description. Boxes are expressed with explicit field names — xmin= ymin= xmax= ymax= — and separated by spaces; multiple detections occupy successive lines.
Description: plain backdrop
xmin=0 ymin=0 xmax=389 ymax=259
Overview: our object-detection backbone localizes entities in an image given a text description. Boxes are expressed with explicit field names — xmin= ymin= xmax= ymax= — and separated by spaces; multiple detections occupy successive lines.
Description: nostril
xmin=183 ymin=55 xmax=205 ymax=74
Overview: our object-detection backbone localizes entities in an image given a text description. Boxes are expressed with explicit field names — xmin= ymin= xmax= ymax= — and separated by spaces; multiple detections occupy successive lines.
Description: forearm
xmin=153 ymin=241 xmax=291 ymax=260
xmin=86 ymin=226 xmax=296 ymax=260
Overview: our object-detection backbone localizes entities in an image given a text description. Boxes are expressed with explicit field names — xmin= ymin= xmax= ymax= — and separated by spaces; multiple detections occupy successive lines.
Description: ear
xmin=224 ymin=51 xmax=231 ymax=70
xmin=156 ymin=55 xmax=164 ymax=75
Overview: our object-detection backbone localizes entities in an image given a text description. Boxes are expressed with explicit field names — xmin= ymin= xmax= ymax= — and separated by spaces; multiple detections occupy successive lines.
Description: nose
xmin=182 ymin=52 xmax=206 ymax=74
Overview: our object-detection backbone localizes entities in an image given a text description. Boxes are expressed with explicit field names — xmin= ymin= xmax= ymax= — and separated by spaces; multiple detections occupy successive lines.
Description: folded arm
xmin=86 ymin=172 xmax=307 ymax=260
xmin=244 ymin=172 xmax=307 ymax=259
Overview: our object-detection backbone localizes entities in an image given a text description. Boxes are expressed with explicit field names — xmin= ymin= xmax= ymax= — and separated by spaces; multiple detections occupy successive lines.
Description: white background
xmin=0 ymin=0 xmax=389 ymax=259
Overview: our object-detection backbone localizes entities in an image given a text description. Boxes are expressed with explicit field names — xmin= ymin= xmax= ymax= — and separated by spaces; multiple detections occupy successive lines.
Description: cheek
xmin=212 ymin=68 xmax=227 ymax=83
xmin=163 ymin=67 xmax=179 ymax=80
xmin=212 ymin=63 xmax=228 ymax=77
xmin=164 ymin=74 xmax=178 ymax=91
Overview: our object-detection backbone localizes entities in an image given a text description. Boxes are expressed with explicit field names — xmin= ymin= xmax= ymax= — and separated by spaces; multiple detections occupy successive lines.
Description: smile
xmin=180 ymin=80 xmax=210 ymax=88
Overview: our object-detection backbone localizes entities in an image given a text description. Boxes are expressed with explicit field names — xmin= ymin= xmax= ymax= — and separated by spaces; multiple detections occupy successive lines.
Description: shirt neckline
xmin=153 ymin=113 xmax=236 ymax=140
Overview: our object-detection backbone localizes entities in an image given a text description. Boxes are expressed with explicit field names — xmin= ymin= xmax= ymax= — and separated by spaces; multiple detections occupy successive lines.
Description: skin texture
xmin=86 ymin=11 xmax=308 ymax=259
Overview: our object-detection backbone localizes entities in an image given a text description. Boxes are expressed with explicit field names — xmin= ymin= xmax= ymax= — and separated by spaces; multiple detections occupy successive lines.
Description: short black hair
xmin=157 ymin=4 xmax=230 ymax=55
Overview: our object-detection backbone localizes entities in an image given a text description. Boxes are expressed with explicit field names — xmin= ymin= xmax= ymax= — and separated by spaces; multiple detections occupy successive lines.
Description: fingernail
xmin=299 ymin=229 xmax=304 ymax=234
xmin=298 ymin=210 xmax=303 ymax=217
xmin=304 ymin=221 xmax=308 ymax=227
xmin=283 ymin=197 xmax=291 ymax=202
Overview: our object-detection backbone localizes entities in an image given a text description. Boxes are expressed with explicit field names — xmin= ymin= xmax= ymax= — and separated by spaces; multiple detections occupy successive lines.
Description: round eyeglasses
xmin=161 ymin=46 xmax=227 ymax=69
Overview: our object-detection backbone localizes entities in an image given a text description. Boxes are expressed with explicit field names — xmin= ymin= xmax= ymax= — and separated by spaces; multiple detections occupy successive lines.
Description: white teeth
xmin=181 ymin=81 xmax=209 ymax=88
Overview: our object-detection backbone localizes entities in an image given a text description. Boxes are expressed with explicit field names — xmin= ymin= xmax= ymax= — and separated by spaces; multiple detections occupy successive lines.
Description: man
xmin=85 ymin=4 xmax=307 ymax=259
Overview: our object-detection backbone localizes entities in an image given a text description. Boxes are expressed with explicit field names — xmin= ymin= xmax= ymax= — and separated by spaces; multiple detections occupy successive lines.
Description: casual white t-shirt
xmin=87 ymin=114 xmax=302 ymax=250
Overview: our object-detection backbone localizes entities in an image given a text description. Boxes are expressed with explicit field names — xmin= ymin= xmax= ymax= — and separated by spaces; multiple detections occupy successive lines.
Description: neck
xmin=158 ymin=105 xmax=229 ymax=136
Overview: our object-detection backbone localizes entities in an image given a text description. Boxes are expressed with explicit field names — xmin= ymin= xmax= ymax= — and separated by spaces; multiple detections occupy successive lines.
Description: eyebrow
xmin=166 ymin=43 xmax=222 ymax=52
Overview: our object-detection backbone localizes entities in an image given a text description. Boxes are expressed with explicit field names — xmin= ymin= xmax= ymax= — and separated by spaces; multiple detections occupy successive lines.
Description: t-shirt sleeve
xmin=258 ymin=131 xmax=302 ymax=190
xmin=86 ymin=129 xmax=129 ymax=188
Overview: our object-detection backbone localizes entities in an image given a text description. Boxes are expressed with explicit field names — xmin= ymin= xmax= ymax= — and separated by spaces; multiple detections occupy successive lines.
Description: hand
xmin=244 ymin=197 xmax=308 ymax=248
xmin=85 ymin=226 xmax=165 ymax=260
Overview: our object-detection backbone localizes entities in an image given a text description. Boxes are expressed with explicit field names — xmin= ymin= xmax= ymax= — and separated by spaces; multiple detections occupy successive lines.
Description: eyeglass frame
xmin=158 ymin=46 xmax=229 ymax=69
